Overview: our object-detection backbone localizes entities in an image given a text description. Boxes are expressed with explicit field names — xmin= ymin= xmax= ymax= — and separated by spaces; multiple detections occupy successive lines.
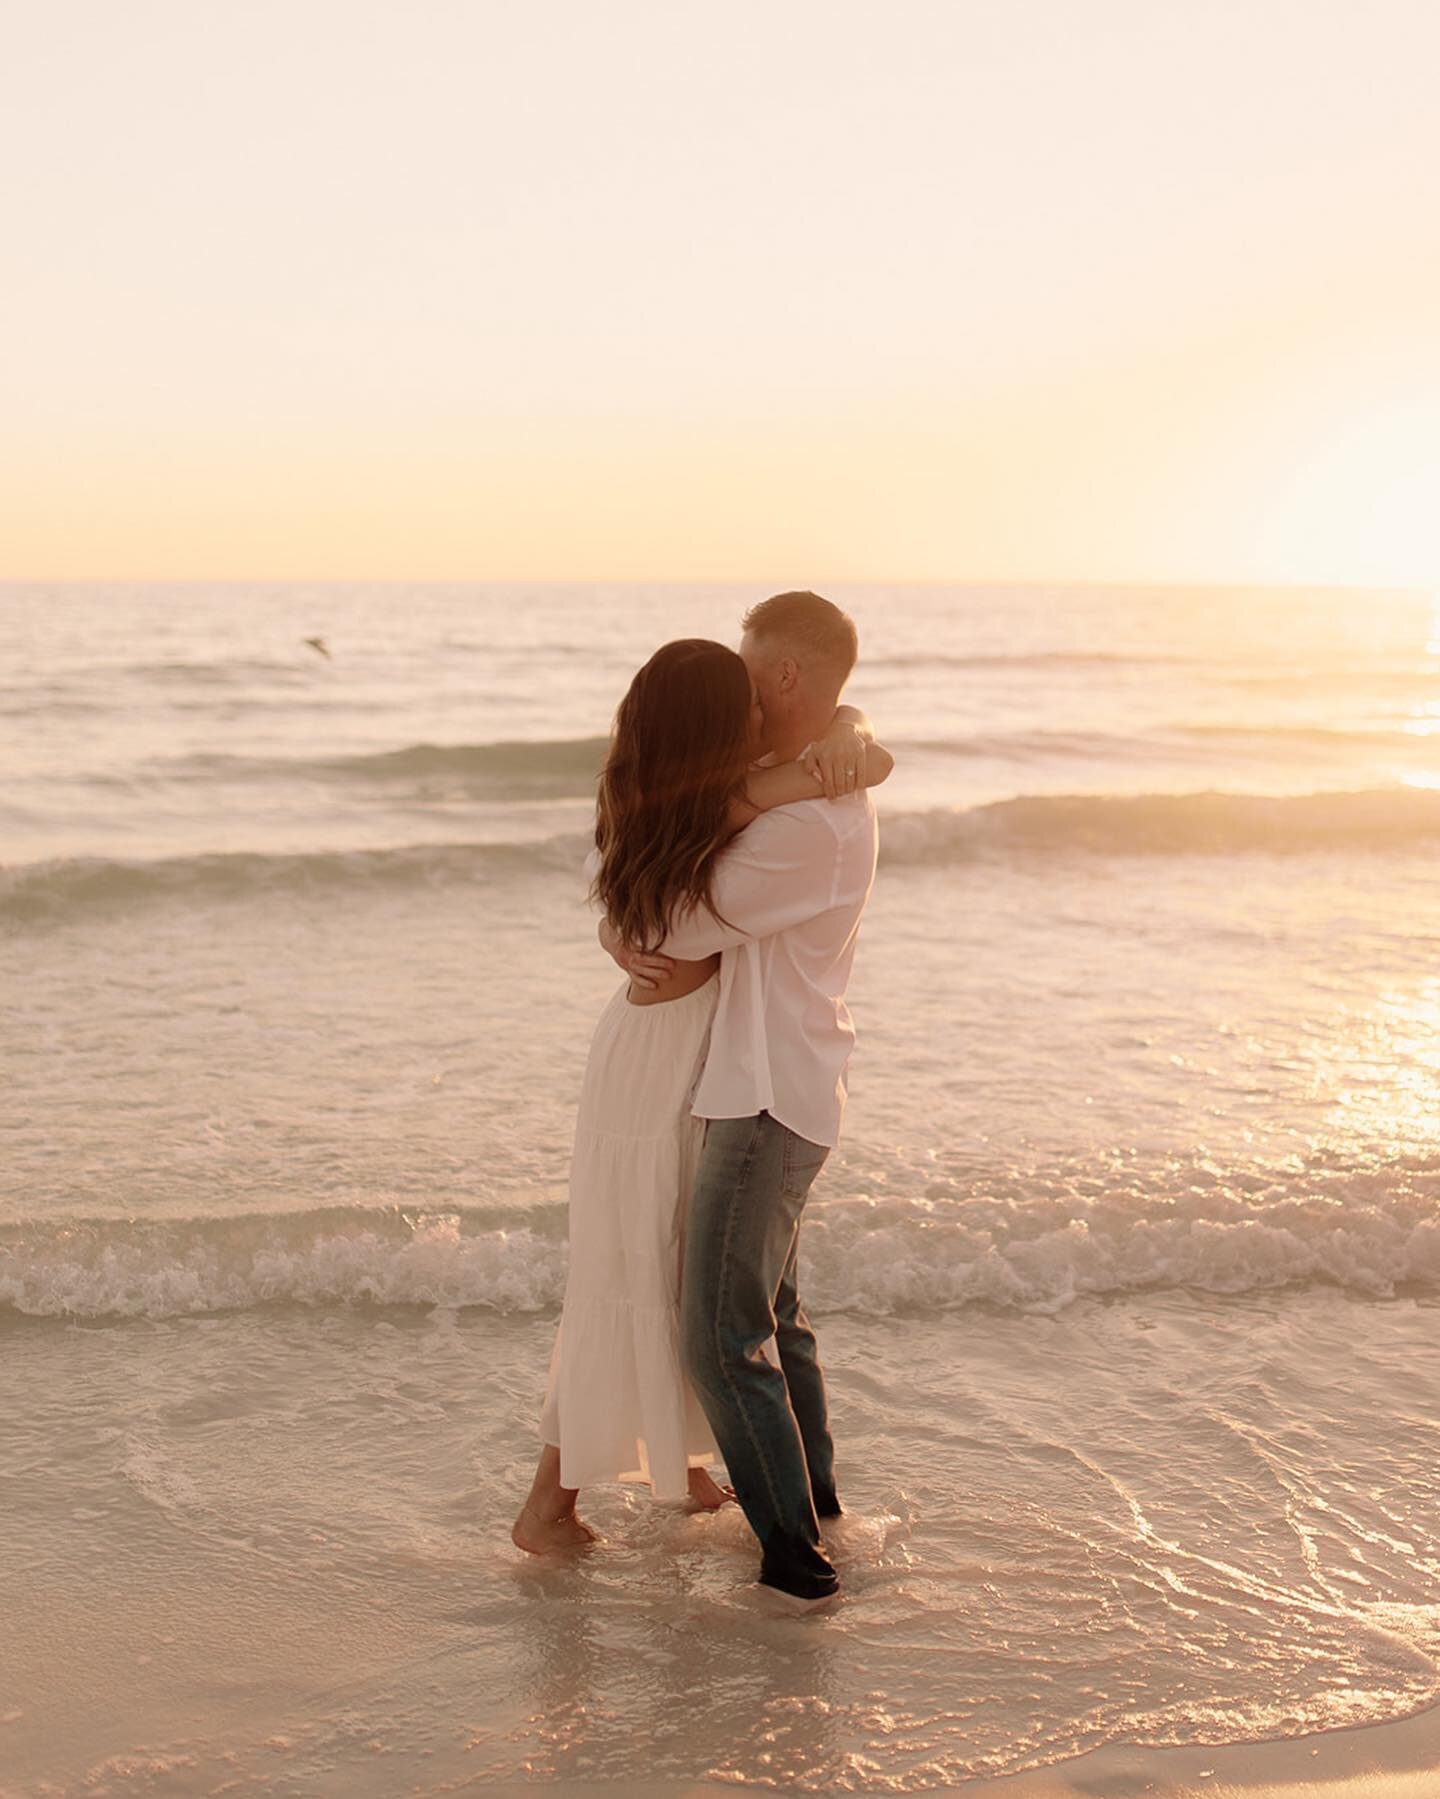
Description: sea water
xmin=3 ymin=581 xmax=1439 ymax=1794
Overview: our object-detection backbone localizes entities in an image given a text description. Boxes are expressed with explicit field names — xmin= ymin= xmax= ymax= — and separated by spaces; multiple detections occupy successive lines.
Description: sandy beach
xmin=6 ymin=1286 xmax=1438 ymax=1795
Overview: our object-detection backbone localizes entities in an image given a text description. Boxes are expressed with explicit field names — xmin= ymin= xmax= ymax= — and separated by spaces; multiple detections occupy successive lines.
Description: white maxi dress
xmin=538 ymin=972 xmax=722 ymax=1499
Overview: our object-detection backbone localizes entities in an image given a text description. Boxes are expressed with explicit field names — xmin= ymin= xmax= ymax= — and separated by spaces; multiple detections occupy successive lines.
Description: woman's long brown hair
xmin=592 ymin=639 xmax=753 ymax=954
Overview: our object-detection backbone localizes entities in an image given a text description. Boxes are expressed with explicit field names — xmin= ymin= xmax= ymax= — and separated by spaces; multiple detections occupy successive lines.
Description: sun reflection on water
xmin=1424 ymin=593 xmax=1440 ymax=658
xmin=1320 ymin=976 xmax=1440 ymax=1150
xmin=1393 ymin=596 xmax=1440 ymax=783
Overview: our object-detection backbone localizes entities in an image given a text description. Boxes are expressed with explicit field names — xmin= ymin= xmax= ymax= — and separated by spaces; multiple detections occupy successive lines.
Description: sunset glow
xmin=4 ymin=0 xmax=1438 ymax=584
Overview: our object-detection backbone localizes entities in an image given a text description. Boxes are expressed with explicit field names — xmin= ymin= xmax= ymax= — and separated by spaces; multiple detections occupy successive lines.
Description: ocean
xmin=3 ymin=580 xmax=1439 ymax=1797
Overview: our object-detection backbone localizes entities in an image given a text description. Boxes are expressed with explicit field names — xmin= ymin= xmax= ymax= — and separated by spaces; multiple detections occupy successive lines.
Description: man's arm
xmin=658 ymin=806 xmax=840 ymax=960
xmin=599 ymin=914 xmax=676 ymax=987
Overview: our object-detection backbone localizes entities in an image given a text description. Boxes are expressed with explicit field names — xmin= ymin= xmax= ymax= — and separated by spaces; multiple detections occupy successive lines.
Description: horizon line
xmin=0 ymin=574 xmax=1432 ymax=595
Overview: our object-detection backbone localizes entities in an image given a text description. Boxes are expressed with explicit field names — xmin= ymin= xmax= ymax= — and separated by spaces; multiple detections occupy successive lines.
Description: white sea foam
xmin=5 ymin=1183 xmax=1438 ymax=1320
xmin=0 ymin=1209 xmax=567 ymax=1319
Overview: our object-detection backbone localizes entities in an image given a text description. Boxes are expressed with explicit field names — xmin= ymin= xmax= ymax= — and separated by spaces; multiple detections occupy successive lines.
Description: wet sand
xmin=523 ymin=1695 xmax=1440 ymax=1797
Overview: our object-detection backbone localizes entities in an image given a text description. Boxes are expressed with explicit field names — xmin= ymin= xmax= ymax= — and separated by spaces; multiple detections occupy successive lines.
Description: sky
xmin=3 ymin=0 xmax=1438 ymax=585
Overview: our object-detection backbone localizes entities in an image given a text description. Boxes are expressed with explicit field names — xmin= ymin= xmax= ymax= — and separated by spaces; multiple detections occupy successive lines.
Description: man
xmin=607 ymin=590 xmax=879 ymax=1610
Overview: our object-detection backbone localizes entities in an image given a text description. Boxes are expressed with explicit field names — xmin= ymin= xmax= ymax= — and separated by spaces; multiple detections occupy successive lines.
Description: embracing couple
xmin=510 ymin=591 xmax=890 ymax=1611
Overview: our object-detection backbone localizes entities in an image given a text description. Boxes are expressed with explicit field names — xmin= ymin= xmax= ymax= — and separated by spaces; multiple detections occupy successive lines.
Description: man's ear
xmin=779 ymin=655 xmax=799 ymax=693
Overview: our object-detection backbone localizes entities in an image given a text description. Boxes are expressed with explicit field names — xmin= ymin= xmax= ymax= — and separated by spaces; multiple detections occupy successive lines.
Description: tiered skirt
xmin=538 ymin=974 xmax=721 ymax=1499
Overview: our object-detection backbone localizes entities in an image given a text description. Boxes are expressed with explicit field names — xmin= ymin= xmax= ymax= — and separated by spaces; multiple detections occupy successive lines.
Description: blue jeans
xmin=681 ymin=1111 xmax=841 ymax=1599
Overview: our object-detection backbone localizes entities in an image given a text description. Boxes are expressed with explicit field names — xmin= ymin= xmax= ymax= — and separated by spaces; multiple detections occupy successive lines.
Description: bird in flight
xmin=303 ymin=636 xmax=332 ymax=659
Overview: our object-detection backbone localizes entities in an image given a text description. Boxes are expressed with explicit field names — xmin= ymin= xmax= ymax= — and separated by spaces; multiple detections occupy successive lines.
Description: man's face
xmin=740 ymin=630 xmax=781 ymax=750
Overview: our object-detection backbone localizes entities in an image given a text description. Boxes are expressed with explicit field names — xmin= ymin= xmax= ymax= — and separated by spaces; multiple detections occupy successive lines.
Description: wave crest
xmin=157 ymin=736 xmax=608 ymax=795
xmin=8 ymin=788 xmax=1440 ymax=929
xmin=0 ymin=837 xmax=590 ymax=927
xmin=4 ymin=1185 xmax=1438 ymax=1321
xmin=883 ymin=787 xmax=1440 ymax=860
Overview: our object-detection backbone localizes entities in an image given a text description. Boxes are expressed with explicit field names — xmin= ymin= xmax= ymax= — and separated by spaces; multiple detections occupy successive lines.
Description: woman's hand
xmin=801 ymin=716 xmax=870 ymax=799
xmin=744 ymin=730 xmax=893 ymax=820
xmin=598 ymin=916 xmax=675 ymax=991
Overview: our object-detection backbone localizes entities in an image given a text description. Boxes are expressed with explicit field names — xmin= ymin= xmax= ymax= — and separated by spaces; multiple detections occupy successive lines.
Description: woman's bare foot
xmin=687 ymin=1466 xmax=736 ymax=1510
xmin=511 ymin=1498 xmax=598 ymax=1555
xmin=511 ymin=1445 xmax=597 ymax=1554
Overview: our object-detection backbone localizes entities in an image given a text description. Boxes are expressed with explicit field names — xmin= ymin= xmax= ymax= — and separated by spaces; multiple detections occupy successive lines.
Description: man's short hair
xmin=742 ymin=590 xmax=858 ymax=681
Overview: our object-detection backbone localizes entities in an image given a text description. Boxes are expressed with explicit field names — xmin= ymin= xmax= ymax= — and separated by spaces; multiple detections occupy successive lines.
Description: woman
xmin=511 ymin=639 xmax=892 ymax=1553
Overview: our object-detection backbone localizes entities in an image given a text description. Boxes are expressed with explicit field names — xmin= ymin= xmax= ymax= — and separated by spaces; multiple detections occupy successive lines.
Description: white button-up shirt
xmin=658 ymin=790 xmax=879 ymax=1149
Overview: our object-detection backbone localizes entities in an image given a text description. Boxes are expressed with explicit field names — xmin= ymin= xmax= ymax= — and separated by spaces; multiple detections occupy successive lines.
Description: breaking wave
xmin=9 ymin=787 xmax=1440 ymax=928
xmin=141 ymin=735 xmax=608 ymax=795
xmin=4 ymin=1178 xmax=1438 ymax=1320
xmin=882 ymin=786 xmax=1440 ymax=859
xmin=0 ymin=836 xmax=591 ymax=927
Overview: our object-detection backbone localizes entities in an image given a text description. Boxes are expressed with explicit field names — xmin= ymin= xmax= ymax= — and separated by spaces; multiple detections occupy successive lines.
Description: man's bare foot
xmin=510 ymin=1500 xmax=599 ymax=1555
xmin=687 ymin=1467 xmax=736 ymax=1510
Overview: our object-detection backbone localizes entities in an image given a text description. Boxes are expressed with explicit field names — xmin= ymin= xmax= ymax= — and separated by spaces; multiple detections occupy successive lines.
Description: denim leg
xmin=681 ymin=1111 xmax=838 ymax=1600
xmin=774 ymin=1232 xmax=841 ymax=1517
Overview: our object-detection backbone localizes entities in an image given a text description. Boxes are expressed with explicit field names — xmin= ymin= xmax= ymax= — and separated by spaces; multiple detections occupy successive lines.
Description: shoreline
xmin=7 ymin=1299 xmax=1438 ymax=1795
xmin=964 ymin=1690 xmax=1440 ymax=1797
xmin=476 ymin=1693 xmax=1440 ymax=1796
